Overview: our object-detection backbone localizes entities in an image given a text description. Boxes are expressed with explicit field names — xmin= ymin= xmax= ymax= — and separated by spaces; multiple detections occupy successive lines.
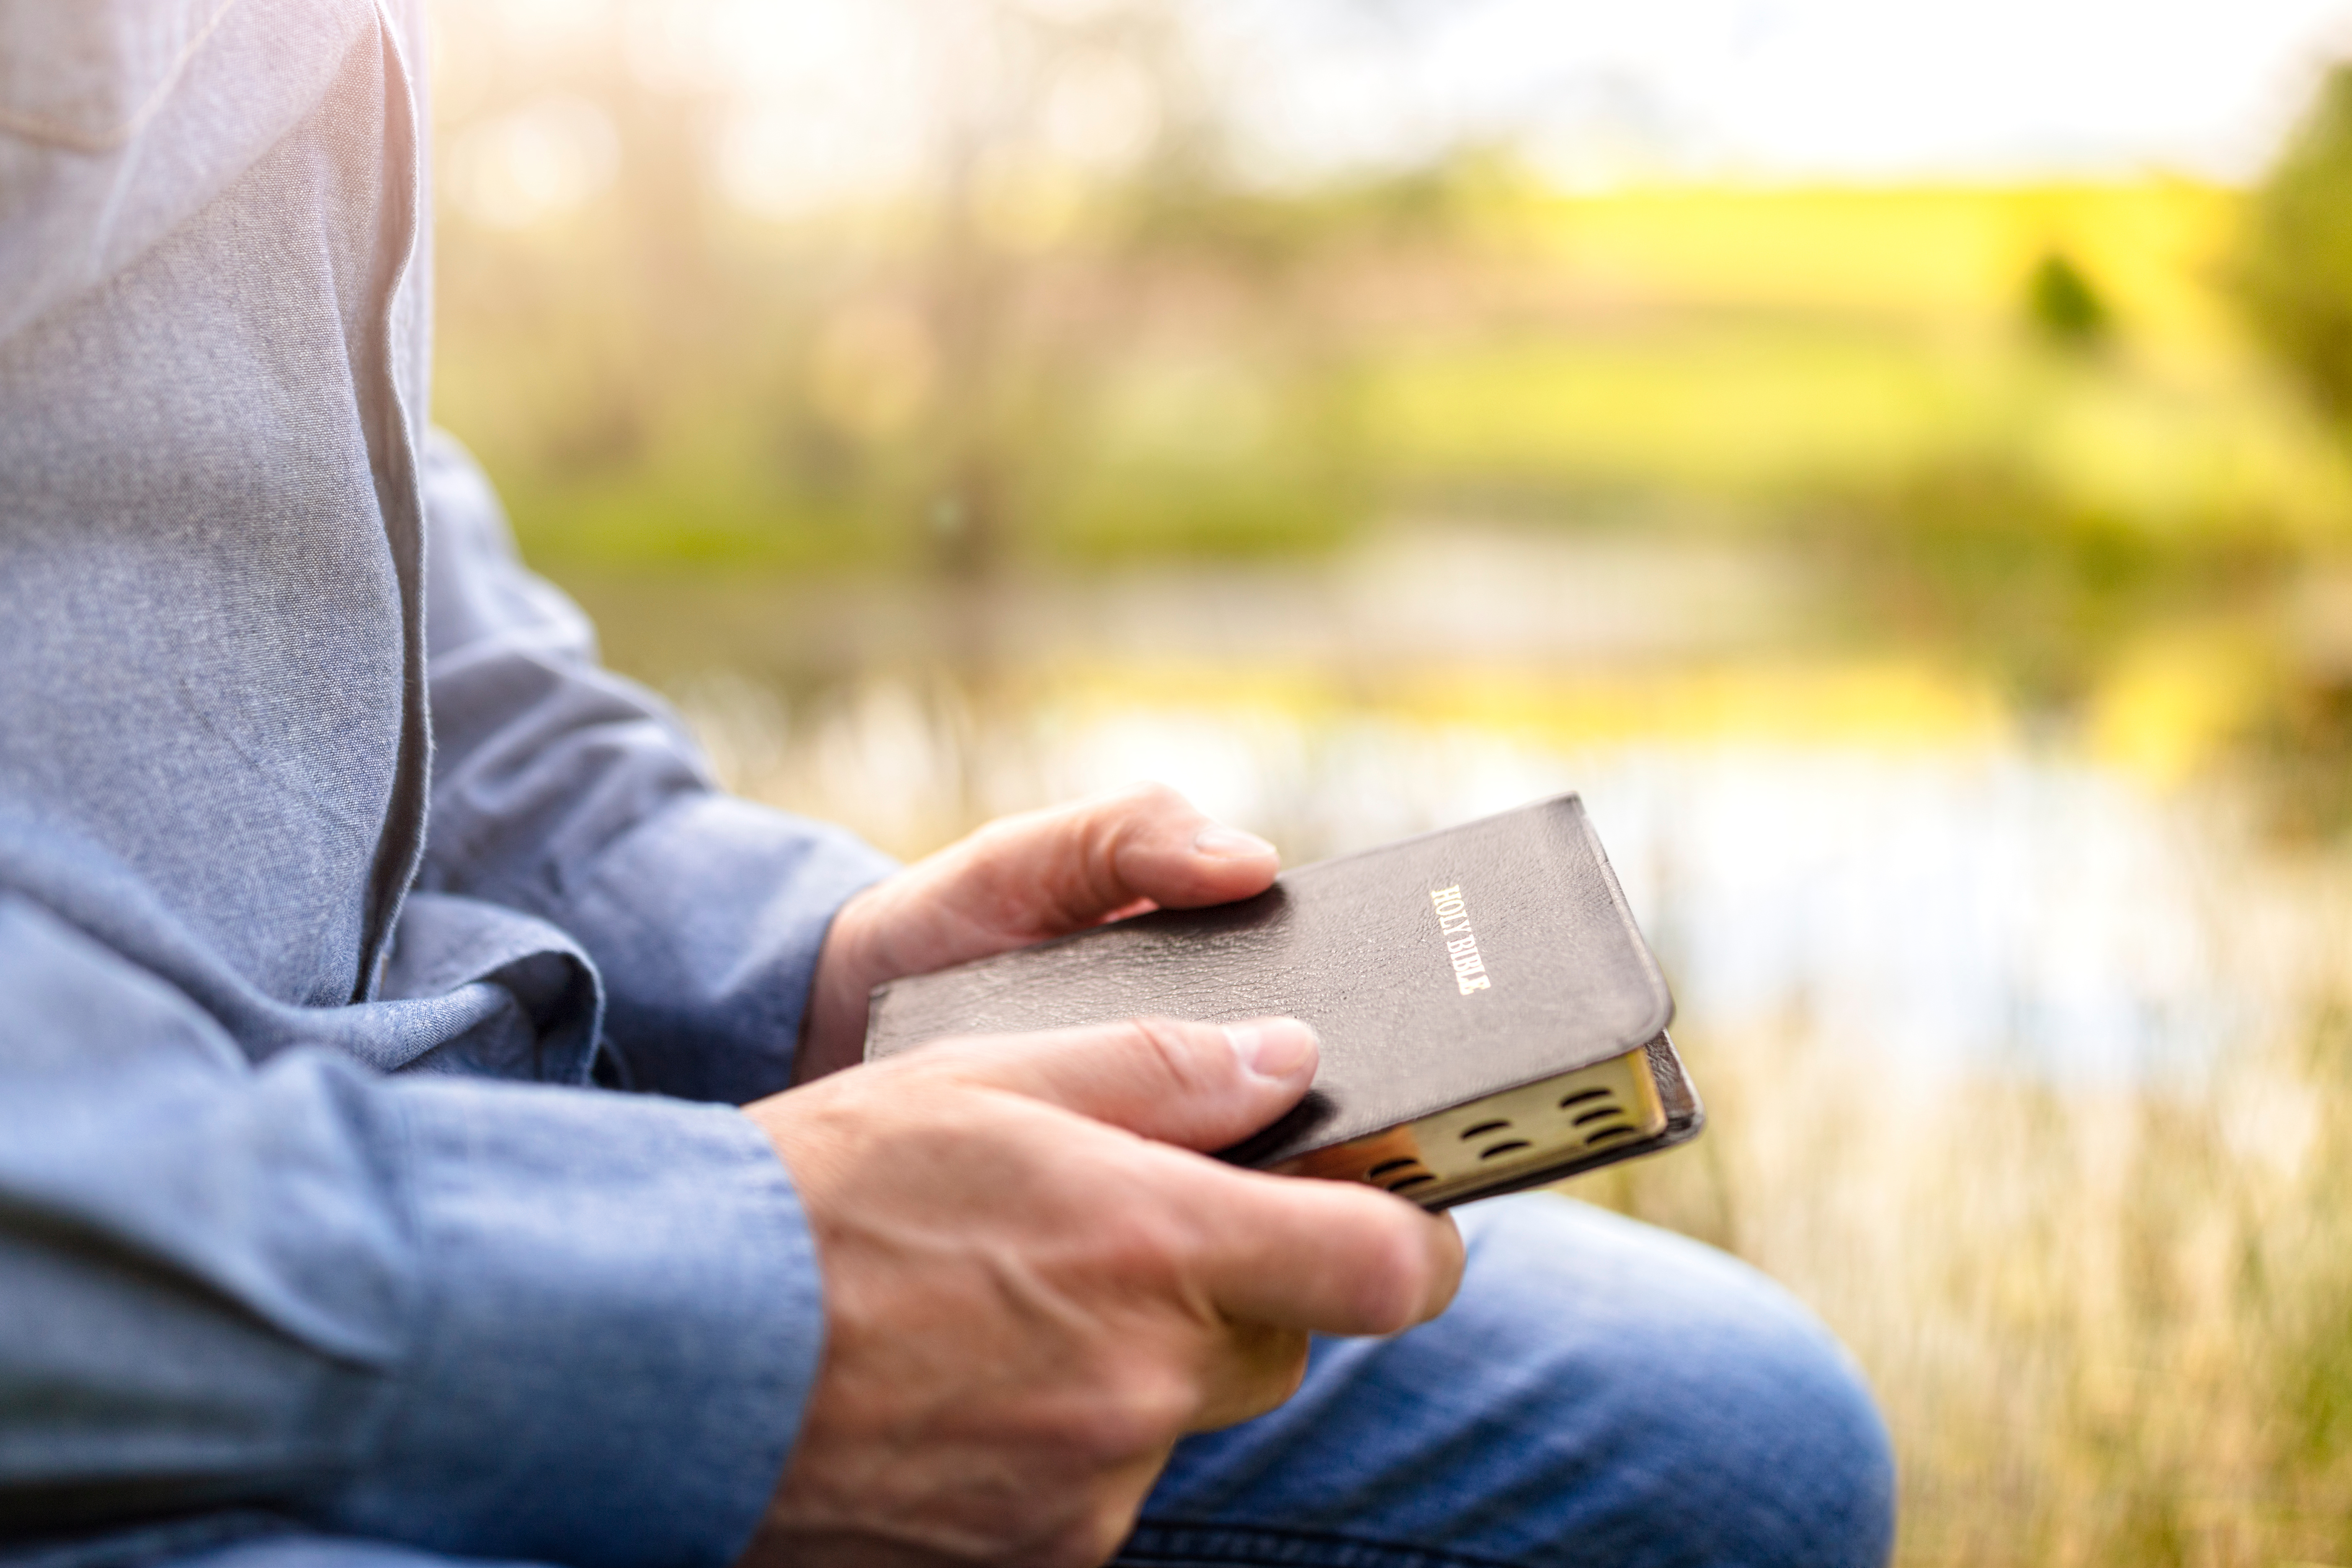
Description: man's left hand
xmin=795 ymin=783 xmax=1281 ymax=1081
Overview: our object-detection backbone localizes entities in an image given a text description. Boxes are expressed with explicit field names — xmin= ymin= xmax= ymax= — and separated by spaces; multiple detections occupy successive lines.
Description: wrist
xmin=796 ymin=883 xmax=887 ymax=1082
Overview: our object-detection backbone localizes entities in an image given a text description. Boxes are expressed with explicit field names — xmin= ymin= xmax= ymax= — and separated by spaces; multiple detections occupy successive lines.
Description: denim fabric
xmin=1128 ymin=1197 xmax=1895 ymax=1568
xmin=0 ymin=4 xmax=893 ymax=1564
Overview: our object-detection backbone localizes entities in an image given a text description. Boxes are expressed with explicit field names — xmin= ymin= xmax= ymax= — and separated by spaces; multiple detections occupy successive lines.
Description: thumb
xmin=935 ymin=782 xmax=1281 ymax=939
xmin=908 ymin=1015 xmax=1320 ymax=1152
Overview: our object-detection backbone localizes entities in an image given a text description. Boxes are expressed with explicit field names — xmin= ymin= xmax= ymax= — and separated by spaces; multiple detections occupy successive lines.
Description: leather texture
xmin=868 ymin=795 xmax=1690 ymax=1171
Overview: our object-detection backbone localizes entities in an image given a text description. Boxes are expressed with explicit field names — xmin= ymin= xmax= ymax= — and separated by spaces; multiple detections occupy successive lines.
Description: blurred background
xmin=428 ymin=1 xmax=2352 ymax=1559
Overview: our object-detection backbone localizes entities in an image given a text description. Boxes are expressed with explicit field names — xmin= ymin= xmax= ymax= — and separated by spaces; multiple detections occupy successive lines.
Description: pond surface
xmin=562 ymin=525 xmax=2352 ymax=1087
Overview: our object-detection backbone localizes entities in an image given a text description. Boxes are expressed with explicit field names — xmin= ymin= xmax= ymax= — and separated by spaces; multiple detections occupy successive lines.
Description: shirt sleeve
xmin=0 ymin=890 xmax=822 ymax=1568
xmin=415 ymin=429 xmax=898 ymax=1103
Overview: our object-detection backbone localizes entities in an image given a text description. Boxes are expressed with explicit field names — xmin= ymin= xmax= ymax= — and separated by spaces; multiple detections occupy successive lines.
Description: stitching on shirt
xmin=1118 ymin=1519 xmax=1532 ymax=1568
xmin=0 ymin=0 xmax=244 ymax=153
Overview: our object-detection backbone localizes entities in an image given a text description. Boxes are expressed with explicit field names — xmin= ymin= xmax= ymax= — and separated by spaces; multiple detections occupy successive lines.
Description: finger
xmin=898 ymin=1015 xmax=1466 ymax=1334
xmin=956 ymin=782 xmax=1280 ymax=936
xmin=1191 ymin=1322 xmax=1311 ymax=1432
xmin=913 ymin=1015 xmax=1320 ymax=1152
xmin=1188 ymin=1168 xmax=1467 ymax=1338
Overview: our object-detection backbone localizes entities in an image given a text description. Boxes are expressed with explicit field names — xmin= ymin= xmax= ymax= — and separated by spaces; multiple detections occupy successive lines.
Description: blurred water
xmin=685 ymin=672 xmax=2346 ymax=1087
xmin=1550 ymin=745 xmax=2285 ymax=1085
xmin=575 ymin=525 xmax=2349 ymax=1088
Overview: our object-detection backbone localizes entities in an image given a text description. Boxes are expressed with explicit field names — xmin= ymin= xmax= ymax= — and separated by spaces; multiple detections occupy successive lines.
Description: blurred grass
xmin=1571 ymin=989 xmax=2352 ymax=1568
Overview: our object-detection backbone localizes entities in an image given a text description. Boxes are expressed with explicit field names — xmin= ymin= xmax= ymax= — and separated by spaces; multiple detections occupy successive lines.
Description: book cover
xmin=866 ymin=794 xmax=1703 ymax=1208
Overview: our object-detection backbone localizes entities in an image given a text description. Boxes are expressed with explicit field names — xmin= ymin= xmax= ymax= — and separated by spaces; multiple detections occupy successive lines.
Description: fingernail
xmin=1194 ymin=825 xmax=1277 ymax=861
xmin=1226 ymin=1017 xmax=1318 ymax=1080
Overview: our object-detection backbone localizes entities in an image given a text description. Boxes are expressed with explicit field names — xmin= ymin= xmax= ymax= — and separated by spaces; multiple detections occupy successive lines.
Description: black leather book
xmin=865 ymin=794 xmax=1703 ymax=1209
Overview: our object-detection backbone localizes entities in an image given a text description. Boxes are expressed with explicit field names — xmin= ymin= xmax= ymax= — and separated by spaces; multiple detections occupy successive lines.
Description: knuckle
xmin=1101 ymin=1208 xmax=1190 ymax=1279
xmin=1351 ymin=1209 xmax=1439 ymax=1334
xmin=1072 ymin=1364 xmax=1195 ymax=1462
xmin=962 ymin=808 xmax=1036 ymax=861
xmin=1099 ymin=782 xmax=1194 ymax=858
xmin=1111 ymin=779 xmax=1187 ymax=817
xmin=1118 ymin=1015 xmax=1225 ymax=1096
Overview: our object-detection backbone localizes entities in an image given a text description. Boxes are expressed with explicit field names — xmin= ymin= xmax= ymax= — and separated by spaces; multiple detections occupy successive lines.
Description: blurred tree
xmin=2243 ymin=62 xmax=2352 ymax=428
xmin=2026 ymin=250 xmax=2110 ymax=348
xmin=2239 ymin=62 xmax=2352 ymax=841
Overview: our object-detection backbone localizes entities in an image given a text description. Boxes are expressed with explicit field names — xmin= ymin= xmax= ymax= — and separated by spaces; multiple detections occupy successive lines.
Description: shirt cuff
xmin=325 ymin=1077 xmax=822 ymax=1568
xmin=575 ymin=793 xmax=900 ymax=1105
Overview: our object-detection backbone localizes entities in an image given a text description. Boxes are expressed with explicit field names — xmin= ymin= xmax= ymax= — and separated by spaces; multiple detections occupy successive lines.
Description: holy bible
xmin=864 ymin=794 xmax=1703 ymax=1210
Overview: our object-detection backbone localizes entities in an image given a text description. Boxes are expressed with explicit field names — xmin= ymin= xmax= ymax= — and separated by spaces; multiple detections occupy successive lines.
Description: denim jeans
xmin=130 ymin=1196 xmax=1892 ymax=1568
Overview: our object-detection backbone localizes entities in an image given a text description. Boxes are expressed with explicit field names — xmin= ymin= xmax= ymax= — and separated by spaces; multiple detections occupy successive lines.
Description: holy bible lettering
xmin=1429 ymin=885 xmax=1491 ymax=994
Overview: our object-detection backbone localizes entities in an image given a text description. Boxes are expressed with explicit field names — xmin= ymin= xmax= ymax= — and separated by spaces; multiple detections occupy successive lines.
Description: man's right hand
xmin=735 ymin=1016 xmax=1465 ymax=1568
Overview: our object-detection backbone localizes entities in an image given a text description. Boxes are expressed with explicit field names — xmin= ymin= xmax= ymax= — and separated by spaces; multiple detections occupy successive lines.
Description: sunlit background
xmin=429 ymin=2 xmax=2352 ymax=1559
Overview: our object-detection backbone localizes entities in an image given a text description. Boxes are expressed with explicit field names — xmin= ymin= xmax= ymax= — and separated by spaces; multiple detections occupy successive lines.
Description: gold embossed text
xmin=1429 ymin=885 xmax=1492 ymax=995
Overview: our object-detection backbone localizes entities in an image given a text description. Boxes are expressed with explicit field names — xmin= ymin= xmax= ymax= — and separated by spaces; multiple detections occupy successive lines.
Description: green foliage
xmin=1118 ymin=145 xmax=1533 ymax=270
xmin=2243 ymin=63 xmax=2352 ymax=428
xmin=2248 ymin=669 xmax=2352 ymax=841
xmin=1818 ymin=457 xmax=2288 ymax=713
xmin=430 ymin=146 xmax=2352 ymax=803
xmin=1840 ymin=464 xmax=2163 ymax=707
xmin=2027 ymin=250 xmax=2111 ymax=348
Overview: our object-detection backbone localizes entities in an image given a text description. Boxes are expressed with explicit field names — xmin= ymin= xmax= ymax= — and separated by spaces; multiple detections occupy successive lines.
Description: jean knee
xmin=1473 ymin=1199 xmax=1896 ymax=1568
xmin=1675 ymin=1292 xmax=1895 ymax=1566
xmin=1144 ymin=1196 xmax=1895 ymax=1568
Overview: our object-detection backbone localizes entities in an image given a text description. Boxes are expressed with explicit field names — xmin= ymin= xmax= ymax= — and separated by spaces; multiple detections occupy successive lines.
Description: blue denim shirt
xmin=0 ymin=4 xmax=895 ymax=1563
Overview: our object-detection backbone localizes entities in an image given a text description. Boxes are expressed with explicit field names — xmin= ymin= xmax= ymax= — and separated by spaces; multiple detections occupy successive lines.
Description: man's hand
xmin=739 ymin=1015 xmax=1465 ymax=1568
xmin=796 ymin=784 xmax=1280 ymax=1081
